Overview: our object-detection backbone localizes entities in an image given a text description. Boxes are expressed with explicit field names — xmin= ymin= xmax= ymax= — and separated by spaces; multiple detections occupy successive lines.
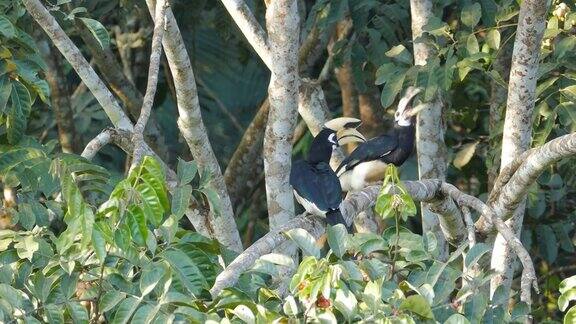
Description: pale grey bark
xmin=22 ymin=0 xmax=133 ymax=131
xmin=219 ymin=0 xmax=272 ymax=69
xmin=81 ymin=129 xmax=113 ymax=160
xmin=146 ymin=0 xmax=243 ymax=252
xmin=264 ymin=0 xmax=300 ymax=228
xmin=410 ymin=0 xmax=449 ymax=259
xmin=210 ymin=179 xmax=537 ymax=298
xmin=132 ymin=0 xmax=167 ymax=167
xmin=490 ymin=0 xmax=548 ymax=304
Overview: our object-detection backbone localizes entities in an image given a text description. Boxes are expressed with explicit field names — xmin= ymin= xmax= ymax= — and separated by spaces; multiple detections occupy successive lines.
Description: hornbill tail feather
xmin=326 ymin=209 xmax=353 ymax=233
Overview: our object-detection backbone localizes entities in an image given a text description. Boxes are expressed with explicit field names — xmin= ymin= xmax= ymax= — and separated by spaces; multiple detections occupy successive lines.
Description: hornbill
xmin=336 ymin=87 xmax=424 ymax=192
xmin=290 ymin=117 xmax=366 ymax=232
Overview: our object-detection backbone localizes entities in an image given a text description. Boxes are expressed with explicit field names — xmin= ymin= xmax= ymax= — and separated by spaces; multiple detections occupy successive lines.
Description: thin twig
xmin=131 ymin=0 xmax=168 ymax=168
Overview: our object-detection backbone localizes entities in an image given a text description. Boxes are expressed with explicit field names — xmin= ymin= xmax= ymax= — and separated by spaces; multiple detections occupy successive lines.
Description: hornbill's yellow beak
xmin=336 ymin=128 xmax=366 ymax=145
xmin=398 ymin=86 xmax=426 ymax=118
xmin=324 ymin=117 xmax=367 ymax=145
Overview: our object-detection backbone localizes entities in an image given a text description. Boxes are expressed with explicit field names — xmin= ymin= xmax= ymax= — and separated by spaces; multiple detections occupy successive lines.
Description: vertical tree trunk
xmin=264 ymin=0 xmax=300 ymax=228
xmin=40 ymin=42 xmax=77 ymax=153
xmin=490 ymin=0 xmax=548 ymax=304
xmin=410 ymin=0 xmax=449 ymax=260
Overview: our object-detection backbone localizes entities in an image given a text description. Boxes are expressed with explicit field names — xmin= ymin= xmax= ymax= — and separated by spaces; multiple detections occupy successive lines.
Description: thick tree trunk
xmin=40 ymin=42 xmax=77 ymax=153
xmin=146 ymin=0 xmax=243 ymax=252
xmin=410 ymin=0 xmax=449 ymax=260
xmin=264 ymin=0 xmax=300 ymax=228
xmin=490 ymin=0 xmax=548 ymax=305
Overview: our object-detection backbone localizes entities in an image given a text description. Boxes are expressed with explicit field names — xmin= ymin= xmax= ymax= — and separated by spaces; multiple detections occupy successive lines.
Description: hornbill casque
xmin=336 ymin=87 xmax=424 ymax=192
xmin=290 ymin=117 xmax=366 ymax=232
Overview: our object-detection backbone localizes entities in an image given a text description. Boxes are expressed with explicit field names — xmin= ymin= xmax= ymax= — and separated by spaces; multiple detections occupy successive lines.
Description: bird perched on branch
xmin=336 ymin=87 xmax=424 ymax=192
xmin=290 ymin=117 xmax=366 ymax=232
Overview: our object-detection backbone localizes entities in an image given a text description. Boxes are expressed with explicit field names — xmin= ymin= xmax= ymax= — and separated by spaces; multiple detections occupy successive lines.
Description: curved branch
xmin=210 ymin=179 xmax=538 ymax=303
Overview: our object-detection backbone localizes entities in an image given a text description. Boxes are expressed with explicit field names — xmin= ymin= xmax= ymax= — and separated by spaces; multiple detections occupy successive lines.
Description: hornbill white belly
xmin=336 ymin=87 xmax=423 ymax=192
xmin=289 ymin=117 xmax=366 ymax=232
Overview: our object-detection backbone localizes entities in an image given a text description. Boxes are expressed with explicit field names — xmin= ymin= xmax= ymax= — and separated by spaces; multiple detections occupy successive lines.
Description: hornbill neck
xmin=393 ymin=121 xmax=416 ymax=150
xmin=307 ymin=129 xmax=334 ymax=165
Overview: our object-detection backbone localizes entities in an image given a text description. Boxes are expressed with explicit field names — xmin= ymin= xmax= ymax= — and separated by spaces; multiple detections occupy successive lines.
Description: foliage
xmin=560 ymin=275 xmax=576 ymax=324
xmin=0 ymin=0 xmax=575 ymax=322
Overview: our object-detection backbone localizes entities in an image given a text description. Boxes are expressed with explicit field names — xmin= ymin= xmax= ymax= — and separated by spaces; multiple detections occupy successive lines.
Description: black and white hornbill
xmin=336 ymin=87 xmax=424 ymax=192
xmin=290 ymin=117 xmax=366 ymax=231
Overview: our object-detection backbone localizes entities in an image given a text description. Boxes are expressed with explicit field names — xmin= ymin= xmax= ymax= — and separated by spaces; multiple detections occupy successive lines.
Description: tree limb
xmin=219 ymin=0 xmax=272 ymax=69
xmin=490 ymin=0 xmax=548 ymax=304
xmin=145 ymin=0 xmax=243 ymax=252
xmin=132 ymin=0 xmax=168 ymax=167
xmin=22 ymin=0 xmax=133 ymax=131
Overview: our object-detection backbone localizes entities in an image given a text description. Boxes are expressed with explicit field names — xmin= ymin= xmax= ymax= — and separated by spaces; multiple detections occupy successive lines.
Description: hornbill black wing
xmin=290 ymin=160 xmax=342 ymax=213
xmin=336 ymin=134 xmax=399 ymax=175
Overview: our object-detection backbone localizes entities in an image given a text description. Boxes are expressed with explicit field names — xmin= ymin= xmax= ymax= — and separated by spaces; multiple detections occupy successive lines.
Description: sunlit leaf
xmin=79 ymin=18 xmax=110 ymax=49
xmin=284 ymin=228 xmax=320 ymax=258
xmin=461 ymin=3 xmax=482 ymax=28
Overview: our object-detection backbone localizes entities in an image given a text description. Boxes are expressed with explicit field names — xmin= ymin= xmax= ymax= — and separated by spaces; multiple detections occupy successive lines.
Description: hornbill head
xmin=394 ymin=86 xmax=425 ymax=127
xmin=324 ymin=117 xmax=367 ymax=146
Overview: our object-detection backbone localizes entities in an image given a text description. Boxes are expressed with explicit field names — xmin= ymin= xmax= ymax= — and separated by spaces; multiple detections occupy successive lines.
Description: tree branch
xmin=132 ymin=0 xmax=168 ymax=167
xmin=22 ymin=0 xmax=133 ymax=131
xmin=219 ymin=0 xmax=272 ymax=69
xmin=490 ymin=0 xmax=548 ymax=304
xmin=145 ymin=0 xmax=243 ymax=252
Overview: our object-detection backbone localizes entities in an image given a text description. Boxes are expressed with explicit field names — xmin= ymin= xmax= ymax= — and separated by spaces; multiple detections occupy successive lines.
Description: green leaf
xmin=0 ymin=284 xmax=23 ymax=308
xmin=327 ymin=224 xmax=348 ymax=258
xmin=486 ymin=29 xmax=500 ymax=50
xmin=380 ymin=69 xmax=406 ymax=108
xmin=453 ymin=142 xmax=478 ymax=169
xmin=171 ymin=185 xmax=192 ymax=220
xmin=111 ymin=296 xmax=140 ymax=324
xmin=99 ymin=291 xmax=126 ymax=313
xmin=560 ymin=275 xmax=576 ymax=294
xmin=201 ymin=186 xmax=221 ymax=217
xmin=445 ymin=313 xmax=470 ymax=324
xmin=91 ymin=226 xmax=107 ymax=263
xmin=334 ymin=286 xmax=357 ymax=320
xmin=466 ymin=34 xmax=480 ymax=55
xmin=45 ymin=304 xmax=65 ymax=324
xmin=66 ymin=301 xmax=89 ymax=324
xmin=400 ymin=295 xmax=434 ymax=319
xmin=14 ymin=235 xmax=38 ymax=261
xmin=385 ymin=45 xmax=412 ymax=65
xmin=177 ymin=159 xmax=198 ymax=185
xmin=561 ymin=85 xmax=576 ymax=102
xmin=79 ymin=18 xmax=110 ymax=49
xmin=0 ymin=16 xmax=15 ymax=38
xmin=495 ymin=7 xmax=518 ymax=23
xmin=464 ymin=243 xmax=491 ymax=268
xmin=132 ymin=304 xmax=159 ymax=323
xmin=283 ymin=295 xmax=298 ymax=317
xmin=128 ymin=206 xmax=148 ymax=244
xmin=7 ymin=80 xmax=31 ymax=144
xmin=140 ymin=262 xmax=168 ymax=297
xmin=0 ymin=76 xmax=11 ymax=114
xmin=555 ymin=36 xmax=576 ymax=59
xmin=559 ymin=288 xmax=576 ymax=312
xmin=284 ymin=228 xmax=320 ymax=258
xmin=161 ymin=249 xmax=207 ymax=296
xmin=537 ymin=77 xmax=559 ymax=97
xmin=536 ymin=224 xmax=558 ymax=263
xmin=461 ymin=3 xmax=482 ymax=28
